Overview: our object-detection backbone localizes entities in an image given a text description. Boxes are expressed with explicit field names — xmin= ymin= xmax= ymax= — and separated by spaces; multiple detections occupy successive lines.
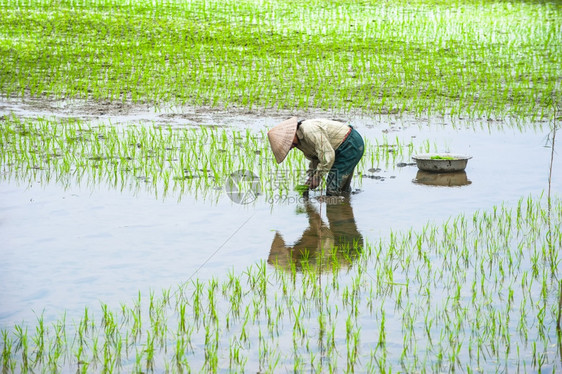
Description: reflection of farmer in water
xmin=268 ymin=199 xmax=363 ymax=272
xmin=267 ymin=117 xmax=365 ymax=196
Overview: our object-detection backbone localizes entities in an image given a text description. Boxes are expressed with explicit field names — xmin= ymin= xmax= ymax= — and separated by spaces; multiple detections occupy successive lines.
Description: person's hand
xmin=307 ymin=175 xmax=320 ymax=189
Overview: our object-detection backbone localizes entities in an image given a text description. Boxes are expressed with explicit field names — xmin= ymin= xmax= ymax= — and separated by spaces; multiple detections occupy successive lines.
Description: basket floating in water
xmin=412 ymin=153 xmax=472 ymax=172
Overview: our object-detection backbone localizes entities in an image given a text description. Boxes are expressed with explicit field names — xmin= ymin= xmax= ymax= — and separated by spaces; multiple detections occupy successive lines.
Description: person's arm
xmin=307 ymin=159 xmax=319 ymax=178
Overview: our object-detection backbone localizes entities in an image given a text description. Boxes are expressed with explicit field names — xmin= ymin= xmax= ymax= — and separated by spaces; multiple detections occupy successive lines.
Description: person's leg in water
xmin=325 ymin=127 xmax=364 ymax=196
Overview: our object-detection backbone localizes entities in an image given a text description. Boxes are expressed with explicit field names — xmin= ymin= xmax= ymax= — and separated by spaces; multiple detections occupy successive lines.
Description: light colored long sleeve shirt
xmin=295 ymin=119 xmax=350 ymax=179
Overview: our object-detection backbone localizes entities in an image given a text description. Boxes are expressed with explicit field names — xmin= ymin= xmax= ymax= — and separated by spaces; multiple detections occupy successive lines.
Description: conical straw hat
xmin=267 ymin=117 xmax=298 ymax=164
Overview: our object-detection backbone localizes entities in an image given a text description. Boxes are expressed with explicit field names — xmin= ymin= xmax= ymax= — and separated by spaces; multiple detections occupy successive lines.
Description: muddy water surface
xmin=1 ymin=101 xmax=560 ymax=328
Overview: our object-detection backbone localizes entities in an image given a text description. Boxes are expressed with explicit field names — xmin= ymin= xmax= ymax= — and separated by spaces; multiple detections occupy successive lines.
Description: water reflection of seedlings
xmin=1 ymin=196 xmax=561 ymax=371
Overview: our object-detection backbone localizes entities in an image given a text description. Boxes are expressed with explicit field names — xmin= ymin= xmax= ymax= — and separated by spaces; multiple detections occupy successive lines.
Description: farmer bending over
xmin=267 ymin=117 xmax=364 ymax=196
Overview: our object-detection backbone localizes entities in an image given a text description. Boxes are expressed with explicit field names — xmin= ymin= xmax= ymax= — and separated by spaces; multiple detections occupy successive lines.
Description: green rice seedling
xmin=13 ymin=325 xmax=29 ymax=371
xmin=1 ymin=329 xmax=14 ymax=371
xmin=1 ymin=186 xmax=561 ymax=371
xmin=1 ymin=0 xmax=560 ymax=118
xmin=1 ymin=115 xmax=316 ymax=202
xmin=144 ymin=331 xmax=155 ymax=372
xmin=30 ymin=313 xmax=46 ymax=366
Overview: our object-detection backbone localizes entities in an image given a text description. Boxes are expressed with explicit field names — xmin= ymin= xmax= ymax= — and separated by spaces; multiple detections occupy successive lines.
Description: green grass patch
xmin=0 ymin=0 xmax=560 ymax=118
xmin=0 ymin=116 xmax=423 ymax=200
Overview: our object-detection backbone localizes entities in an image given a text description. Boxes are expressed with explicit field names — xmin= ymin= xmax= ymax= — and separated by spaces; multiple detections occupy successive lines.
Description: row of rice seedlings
xmin=0 ymin=116 xmax=429 ymax=201
xmin=1 ymin=194 xmax=560 ymax=372
xmin=0 ymin=0 xmax=559 ymax=119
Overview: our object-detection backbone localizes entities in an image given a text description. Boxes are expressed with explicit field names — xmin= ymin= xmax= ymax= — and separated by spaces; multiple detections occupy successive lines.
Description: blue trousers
xmin=326 ymin=127 xmax=364 ymax=196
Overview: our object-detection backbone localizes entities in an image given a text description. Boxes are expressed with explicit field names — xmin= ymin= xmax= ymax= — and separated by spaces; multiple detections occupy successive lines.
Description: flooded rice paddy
xmin=1 ymin=0 xmax=560 ymax=370
xmin=1 ymin=100 xmax=561 ymax=372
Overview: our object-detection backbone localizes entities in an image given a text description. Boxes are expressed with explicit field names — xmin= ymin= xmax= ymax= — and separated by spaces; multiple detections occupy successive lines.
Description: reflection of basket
xmin=412 ymin=154 xmax=472 ymax=172
xmin=413 ymin=171 xmax=472 ymax=187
